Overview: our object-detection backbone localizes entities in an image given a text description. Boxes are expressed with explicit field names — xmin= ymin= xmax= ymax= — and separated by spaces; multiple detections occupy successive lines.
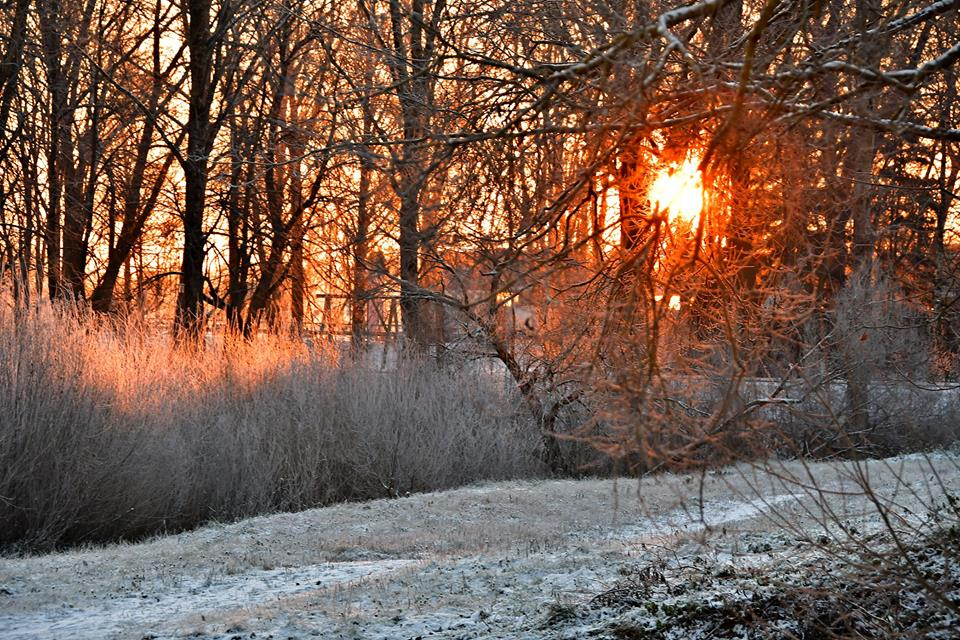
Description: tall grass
xmin=0 ymin=307 xmax=543 ymax=552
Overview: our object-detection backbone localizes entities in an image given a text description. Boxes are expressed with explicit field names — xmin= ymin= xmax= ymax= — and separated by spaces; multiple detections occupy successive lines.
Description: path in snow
xmin=0 ymin=559 xmax=414 ymax=639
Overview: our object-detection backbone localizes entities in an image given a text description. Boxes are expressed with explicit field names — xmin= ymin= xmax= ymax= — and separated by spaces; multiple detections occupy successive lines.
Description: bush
xmin=0 ymin=307 xmax=543 ymax=552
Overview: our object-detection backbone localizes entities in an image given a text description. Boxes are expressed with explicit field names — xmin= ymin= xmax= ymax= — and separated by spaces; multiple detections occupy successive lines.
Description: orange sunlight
xmin=649 ymin=154 xmax=705 ymax=227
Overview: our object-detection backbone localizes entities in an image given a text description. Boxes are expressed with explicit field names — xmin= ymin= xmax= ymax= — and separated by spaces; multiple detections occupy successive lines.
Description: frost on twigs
xmin=579 ymin=526 xmax=960 ymax=639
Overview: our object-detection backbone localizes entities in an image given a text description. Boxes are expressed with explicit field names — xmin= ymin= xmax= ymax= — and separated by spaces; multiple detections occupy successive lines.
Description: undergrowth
xmin=582 ymin=519 xmax=960 ymax=639
xmin=0 ymin=307 xmax=544 ymax=552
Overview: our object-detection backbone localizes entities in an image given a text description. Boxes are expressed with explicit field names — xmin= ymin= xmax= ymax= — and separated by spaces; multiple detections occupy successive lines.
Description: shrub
xmin=0 ymin=307 xmax=543 ymax=552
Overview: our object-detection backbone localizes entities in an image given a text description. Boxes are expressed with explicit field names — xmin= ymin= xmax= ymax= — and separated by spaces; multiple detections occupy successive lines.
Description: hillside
xmin=1 ymin=453 xmax=958 ymax=639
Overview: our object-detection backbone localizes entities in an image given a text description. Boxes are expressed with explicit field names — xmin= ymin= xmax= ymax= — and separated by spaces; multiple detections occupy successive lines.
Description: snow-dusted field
xmin=1 ymin=453 xmax=958 ymax=639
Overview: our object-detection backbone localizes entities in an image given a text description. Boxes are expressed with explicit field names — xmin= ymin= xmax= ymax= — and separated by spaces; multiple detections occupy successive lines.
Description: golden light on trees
xmin=648 ymin=154 xmax=705 ymax=228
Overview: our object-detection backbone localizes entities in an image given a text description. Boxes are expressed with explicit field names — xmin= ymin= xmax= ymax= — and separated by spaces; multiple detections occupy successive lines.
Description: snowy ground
xmin=1 ymin=453 xmax=958 ymax=639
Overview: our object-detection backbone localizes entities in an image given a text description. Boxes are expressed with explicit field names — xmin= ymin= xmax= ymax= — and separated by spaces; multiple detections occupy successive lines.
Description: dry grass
xmin=0 ymin=307 xmax=543 ymax=552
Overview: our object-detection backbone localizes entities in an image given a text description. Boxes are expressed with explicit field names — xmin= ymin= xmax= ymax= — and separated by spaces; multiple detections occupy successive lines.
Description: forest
xmin=1 ymin=0 xmax=959 ymax=636
xmin=0 ymin=0 xmax=953 ymax=343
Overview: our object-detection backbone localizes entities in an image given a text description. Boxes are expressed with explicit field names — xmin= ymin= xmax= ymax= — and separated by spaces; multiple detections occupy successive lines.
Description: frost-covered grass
xmin=0 ymin=307 xmax=544 ymax=552
xmin=578 ymin=525 xmax=960 ymax=639
xmin=1 ymin=453 xmax=957 ymax=639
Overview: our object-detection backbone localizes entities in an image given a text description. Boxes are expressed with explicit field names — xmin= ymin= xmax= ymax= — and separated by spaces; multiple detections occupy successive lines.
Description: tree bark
xmin=0 ymin=0 xmax=30 ymax=142
xmin=351 ymin=140 xmax=373 ymax=349
xmin=175 ymin=0 xmax=217 ymax=337
xmin=384 ymin=0 xmax=446 ymax=347
xmin=37 ymin=0 xmax=66 ymax=299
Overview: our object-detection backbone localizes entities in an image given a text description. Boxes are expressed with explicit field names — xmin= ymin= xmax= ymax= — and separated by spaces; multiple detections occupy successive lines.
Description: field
xmin=2 ymin=453 xmax=958 ymax=639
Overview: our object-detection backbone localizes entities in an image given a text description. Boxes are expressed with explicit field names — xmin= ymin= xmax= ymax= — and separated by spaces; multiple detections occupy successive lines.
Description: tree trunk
xmin=384 ymin=0 xmax=446 ymax=347
xmin=841 ymin=0 xmax=884 ymax=434
xmin=618 ymin=141 xmax=648 ymax=253
xmin=398 ymin=183 xmax=425 ymax=345
xmin=286 ymin=55 xmax=306 ymax=336
xmin=0 ymin=0 xmax=30 ymax=142
xmin=61 ymin=92 xmax=95 ymax=300
xmin=289 ymin=220 xmax=305 ymax=335
xmin=225 ymin=128 xmax=251 ymax=331
xmin=175 ymin=0 xmax=216 ymax=338
xmin=351 ymin=141 xmax=372 ymax=350
xmin=37 ymin=0 xmax=66 ymax=300
xmin=176 ymin=162 xmax=209 ymax=336
xmin=19 ymin=143 xmax=35 ymax=306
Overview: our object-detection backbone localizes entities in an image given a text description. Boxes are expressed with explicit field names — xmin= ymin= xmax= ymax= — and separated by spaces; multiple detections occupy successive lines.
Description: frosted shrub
xmin=0 ymin=307 xmax=542 ymax=552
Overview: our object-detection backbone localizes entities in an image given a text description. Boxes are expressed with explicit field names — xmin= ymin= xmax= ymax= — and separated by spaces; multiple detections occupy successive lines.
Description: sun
xmin=649 ymin=154 xmax=705 ymax=227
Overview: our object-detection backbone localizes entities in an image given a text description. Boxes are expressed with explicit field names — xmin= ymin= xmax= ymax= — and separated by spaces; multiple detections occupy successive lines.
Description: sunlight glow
xmin=655 ymin=293 xmax=683 ymax=311
xmin=649 ymin=155 xmax=705 ymax=227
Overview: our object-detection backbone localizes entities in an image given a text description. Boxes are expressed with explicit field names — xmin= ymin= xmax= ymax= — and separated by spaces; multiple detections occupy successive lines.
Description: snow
xmin=0 ymin=559 xmax=414 ymax=639
xmin=604 ymin=493 xmax=805 ymax=542
xmin=1 ymin=454 xmax=958 ymax=639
